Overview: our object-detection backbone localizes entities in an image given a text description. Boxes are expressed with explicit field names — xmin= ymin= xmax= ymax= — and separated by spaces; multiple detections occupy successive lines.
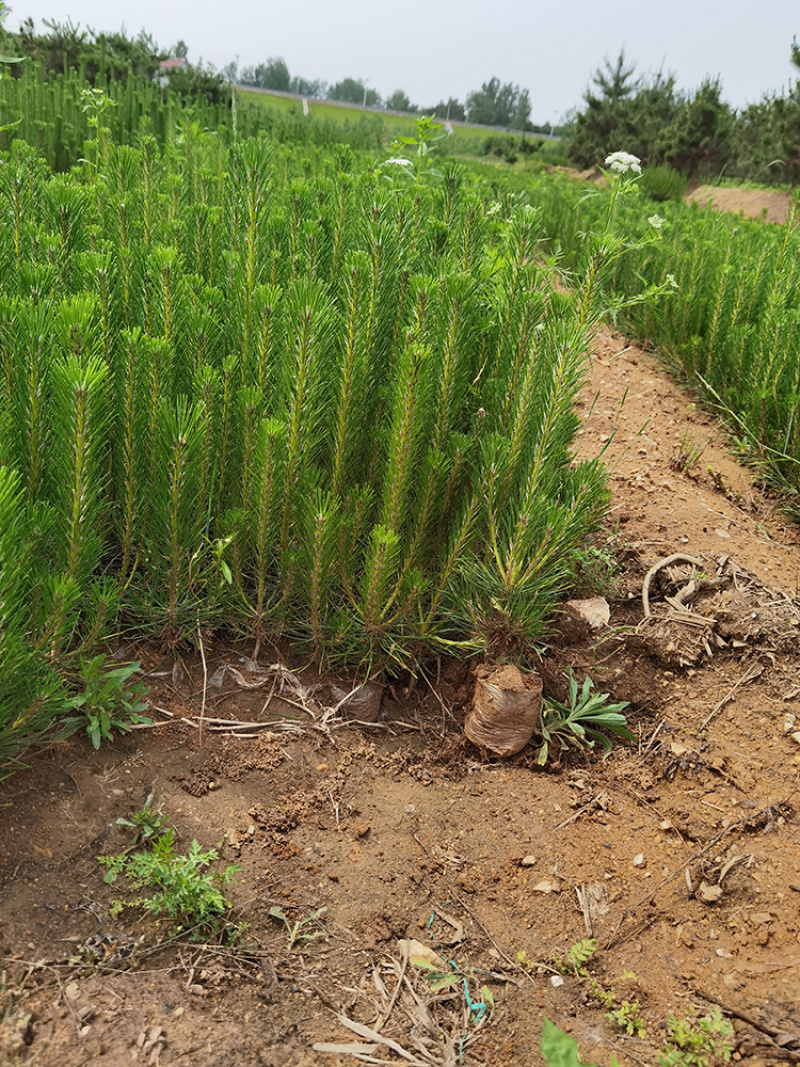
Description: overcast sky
xmin=6 ymin=0 xmax=798 ymax=123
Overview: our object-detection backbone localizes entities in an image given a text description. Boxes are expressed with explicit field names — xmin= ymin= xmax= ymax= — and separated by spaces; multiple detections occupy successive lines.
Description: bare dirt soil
xmin=3 ymin=252 xmax=800 ymax=1067
xmin=685 ymin=186 xmax=792 ymax=224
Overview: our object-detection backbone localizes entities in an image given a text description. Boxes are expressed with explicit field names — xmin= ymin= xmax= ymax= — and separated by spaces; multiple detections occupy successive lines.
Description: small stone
xmin=550 ymin=975 xmax=564 ymax=988
xmin=633 ymin=854 xmax=645 ymax=867
xmin=353 ymin=820 xmax=370 ymax=838
xmin=520 ymin=855 xmax=537 ymax=867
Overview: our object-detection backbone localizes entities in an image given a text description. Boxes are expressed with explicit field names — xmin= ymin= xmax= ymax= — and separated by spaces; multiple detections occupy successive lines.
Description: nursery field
xmin=1 ymin=100 xmax=800 ymax=1066
xmin=2 ymin=324 xmax=800 ymax=1067
xmin=528 ymin=170 xmax=800 ymax=506
xmin=240 ymin=88 xmax=537 ymax=159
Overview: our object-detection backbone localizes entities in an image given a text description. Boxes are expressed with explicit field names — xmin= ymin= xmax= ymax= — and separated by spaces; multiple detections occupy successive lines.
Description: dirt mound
xmin=686 ymin=185 xmax=791 ymax=224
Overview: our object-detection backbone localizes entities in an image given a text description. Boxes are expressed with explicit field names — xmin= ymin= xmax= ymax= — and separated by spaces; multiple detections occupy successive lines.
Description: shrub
xmin=639 ymin=164 xmax=689 ymax=202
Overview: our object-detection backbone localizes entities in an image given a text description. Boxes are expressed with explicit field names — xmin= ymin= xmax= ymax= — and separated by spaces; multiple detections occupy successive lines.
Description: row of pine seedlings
xmin=0 ymin=62 xmax=385 ymax=174
xmin=0 ymin=130 xmax=609 ymax=769
xmin=529 ymin=171 xmax=800 ymax=500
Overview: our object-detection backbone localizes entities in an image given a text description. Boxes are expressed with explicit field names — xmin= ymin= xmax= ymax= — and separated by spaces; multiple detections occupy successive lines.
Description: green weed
xmin=60 ymin=656 xmax=151 ymax=750
xmin=535 ymin=670 xmax=633 ymax=764
xmin=99 ymin=809 xmax=240 ymax=939
xmin=268 ymin=905 xmax=327 ymax=950
xmin=658 ymin=1009 xmax=734 ymax=1067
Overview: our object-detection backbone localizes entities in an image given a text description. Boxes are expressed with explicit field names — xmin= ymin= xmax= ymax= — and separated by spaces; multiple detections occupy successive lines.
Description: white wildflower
xmin=384 ymin=157 xmax=413 ymax=167
xmin=604 ymin=151 xmax=642 ymax=175
xmin=666 ymin=273 xmax=678 ymax=289
xmin=486 ymin=202 xmax=501 ymax=216
xmin=648 ymin=214 xmax=664 ymax=229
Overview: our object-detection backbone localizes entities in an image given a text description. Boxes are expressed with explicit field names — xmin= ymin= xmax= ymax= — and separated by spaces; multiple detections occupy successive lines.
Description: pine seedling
xmin=49 ymin=354 xmax=111 ymax=593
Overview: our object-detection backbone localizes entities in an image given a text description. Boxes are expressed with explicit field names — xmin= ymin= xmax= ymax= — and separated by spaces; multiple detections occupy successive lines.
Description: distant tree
xmin=289 ymin=75 xmax=323 ymax=97
xmin=466 ymin=77 xmax=524 ymax=126
xmin=171 ymin=39 xmax=188 ymax=59
xmin=221 ymin=59 xmax=237 ymax=84
xmin=511 ymin=87 xmax=532 ymax=131
xmin=328 ymin=77 xmax=380 ymax=107
xmin=734 ymin=44 xmax=800 ymax=185
xmin=424 ymin=98 xmax=465 ymax=122
xmin=8 ymin=17 xmax=163 ymax=82
xmin=568 ymin=51 xmax=642 ymax=166
xmin=385 ymin=88 xmax=413 ymax=112
xmin=240 ymin=56 xmax=290 ymax=91
xmin=657 ymin=78 xmax=734 ymax=179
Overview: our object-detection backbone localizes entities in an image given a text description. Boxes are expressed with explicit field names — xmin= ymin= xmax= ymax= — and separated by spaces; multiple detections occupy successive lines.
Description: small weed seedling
xmin=99 ymin=806 xmax=240 ymax=940
xmin=553 ymin=938 xmax=597 ymax=978
xmin=536 ymin=670 xmax=634 ymax=765
xmin=61 ymin=656 xmax=151 ymax=749
xmin=569 ymin=535 xmax=622 ymax=598
xmin=268 ymin=905 xmax=327 ymax=950
xmin=607 ymin=998 xmax=646 ymax=1037
xmin=670 ymin=429 xmax=708 ymax=475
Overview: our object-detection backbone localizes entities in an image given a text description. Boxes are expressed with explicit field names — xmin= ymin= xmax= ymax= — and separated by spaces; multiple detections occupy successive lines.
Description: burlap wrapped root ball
xmin=464 ymin=664 xmax=543 ymax=757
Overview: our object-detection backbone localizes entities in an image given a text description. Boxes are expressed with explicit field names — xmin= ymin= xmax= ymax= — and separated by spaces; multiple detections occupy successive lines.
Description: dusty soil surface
xmin=3 ymin=327 xmax=800 ymax=1067
xmin=685 ymin=186 xmax=792 ymax=224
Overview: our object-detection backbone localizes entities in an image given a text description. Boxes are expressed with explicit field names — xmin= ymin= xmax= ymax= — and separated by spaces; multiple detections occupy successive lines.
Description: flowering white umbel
xmin=384 ymin=157 xmax=413 ymax=167
xmin=648 ymin=214 xmax=664 ymax=229
xmin=604 ymin=151 xmax=642 ymax=175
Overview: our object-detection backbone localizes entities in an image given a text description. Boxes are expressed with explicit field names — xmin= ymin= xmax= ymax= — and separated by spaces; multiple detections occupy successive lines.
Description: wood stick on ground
xmin=700 ymin=663 xmax=764 ymax=730
xmin=197 ymin=623 xmax=208 ymax=747
xmin=642 ymin=554 xmax=704 ymax=617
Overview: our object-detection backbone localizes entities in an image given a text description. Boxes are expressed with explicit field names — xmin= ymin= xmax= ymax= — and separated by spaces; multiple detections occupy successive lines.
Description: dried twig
xmin=700 ymin=664 xmax=764 ymax=730
xmin=197 ymin=624 xmax=208 ymax=747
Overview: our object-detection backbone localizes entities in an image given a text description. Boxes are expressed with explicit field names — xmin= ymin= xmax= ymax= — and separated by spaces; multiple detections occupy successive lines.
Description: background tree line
xmin=4 ymin=13 xmax=800 ymax=183
xmin=568 ymin=45 xmax=800 ymax=186
xmin=0 ymin=13 xmax=231 ymax=104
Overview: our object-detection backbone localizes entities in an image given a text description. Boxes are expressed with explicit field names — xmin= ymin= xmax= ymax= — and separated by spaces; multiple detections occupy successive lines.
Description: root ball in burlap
xmin=464 ymin=664 xmax=542 ymax=757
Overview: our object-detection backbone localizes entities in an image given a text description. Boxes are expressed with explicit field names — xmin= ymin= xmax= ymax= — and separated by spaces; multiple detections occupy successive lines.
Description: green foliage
xmin=607 ymin=999 xmax=645 ymax=1036
xmin=657 ymin=1009 xmax=734 ymax=1067
xmin=240 ymin=57 xmax=291 ymax=92
xmin=385 ymin=89 xmax=414 ymax=113
xmin=386 ymin=114 xmax=446 ymax=182
xmin=466 ymin=77 xmax=530 ymax=128
xmin=0 ymin=134 xmax=613 ymax=677
xmin=328 ymin=77 xmax=380 ymax=107
xmin=540 ymin=1019 xmax=598 ymax=1067
xmin=553 ymin=938 xmax=597 ymax=977
xmin=569 ymin=55 xmax=734 ymax=182
xmin=529 ymin=167 xmax=800 ymax=498
xmin=60 ymin=656 xmax=151 ymax=749
xmin=639 ymin=164 xmax=688 ymax=203
xmin=0 ymin=466 xmax=68 ymax=777
xmin=536 ymin=670 xmax=633 ymax=764
xmin=567 ymin=532 xmax=621 ymax=597
xmin=99 ymin=817 xmax=240 ymax=938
